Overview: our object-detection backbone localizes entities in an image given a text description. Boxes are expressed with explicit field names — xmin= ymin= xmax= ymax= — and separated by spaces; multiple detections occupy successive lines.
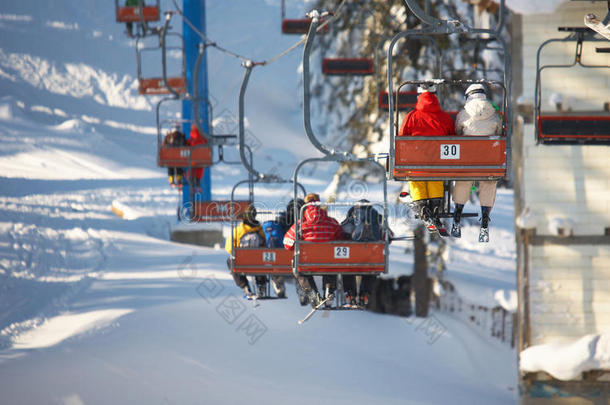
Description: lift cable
xmin=170 ymin=0 xmax=347 ymax=66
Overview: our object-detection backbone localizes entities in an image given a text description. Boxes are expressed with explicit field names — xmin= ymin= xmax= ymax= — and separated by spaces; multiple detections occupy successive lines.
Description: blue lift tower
xmin=182 ymin=0 xmax=211 ymax=212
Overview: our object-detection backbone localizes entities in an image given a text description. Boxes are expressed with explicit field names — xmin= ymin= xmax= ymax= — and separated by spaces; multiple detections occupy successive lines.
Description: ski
xmin=341 ymin=303 xmax=365 ymax=310
xmin=425 ymin=220 xmax=449 ymax=237
xmin=298 ymin=294 xmax=334 ymax=324
xmin=479 ymin=227 xmax=489 ymax=243
xmin=585 ymin=14 xmax=610 ymax=41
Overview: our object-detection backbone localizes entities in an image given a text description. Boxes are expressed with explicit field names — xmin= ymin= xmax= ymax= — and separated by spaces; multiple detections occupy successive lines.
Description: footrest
xmin=558 ymin=27 xmax=590 ymax=32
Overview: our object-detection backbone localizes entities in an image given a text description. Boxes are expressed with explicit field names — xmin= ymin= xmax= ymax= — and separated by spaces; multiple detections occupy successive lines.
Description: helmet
xmin=465 ymin=83 xmax=487 ymax=99
xmin=417 ymin=83 xmax=437 ymax=94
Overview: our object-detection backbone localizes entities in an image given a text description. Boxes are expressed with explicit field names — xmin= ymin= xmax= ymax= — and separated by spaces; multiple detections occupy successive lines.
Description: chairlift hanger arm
xmin=401 ymin=0 xmax=506 ymax=35
xmin=237 ymin=62 xmax=288 ymax=183
xmin=302 ymin=10 xmax=353 ymax=159
xmin=401 ymin=0 xmax=470 ymax=33
xmin=192 ymin=42 xmax=213 ymax=144
xmin=160 ymin=11 xmax=183 ymax=98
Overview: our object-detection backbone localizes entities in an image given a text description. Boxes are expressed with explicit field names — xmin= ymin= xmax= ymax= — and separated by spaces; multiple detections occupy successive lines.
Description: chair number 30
xmin=440 ymin=144 xmax=460 ymax=159
xmin=334 ymin=246 xmax=350 ymax=259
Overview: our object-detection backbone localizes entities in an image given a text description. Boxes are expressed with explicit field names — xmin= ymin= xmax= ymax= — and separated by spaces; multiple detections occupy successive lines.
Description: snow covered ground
xmin=0 ymin=1 xmax=518 ymax=404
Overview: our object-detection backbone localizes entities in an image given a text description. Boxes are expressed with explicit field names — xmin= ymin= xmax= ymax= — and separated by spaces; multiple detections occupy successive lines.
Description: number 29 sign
xmin=334 ymin=246 xmax=350 ymax=259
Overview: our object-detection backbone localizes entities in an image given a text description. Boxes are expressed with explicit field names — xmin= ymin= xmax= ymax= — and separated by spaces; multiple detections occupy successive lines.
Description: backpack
xmin=238 ymin=230 xmax=264 ymax=248
xmin=262 ymin=220 xmax=285 ymax=248
xmin=351 ymin=206 xmax=381 ymax=242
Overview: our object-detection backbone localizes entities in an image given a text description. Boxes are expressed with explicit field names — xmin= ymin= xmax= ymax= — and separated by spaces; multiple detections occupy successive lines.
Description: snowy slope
xmin=0 ymin=1 xmax=518 ymax=404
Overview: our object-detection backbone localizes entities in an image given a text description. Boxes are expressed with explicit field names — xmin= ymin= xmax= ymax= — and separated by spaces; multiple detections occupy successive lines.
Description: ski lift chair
xmin=156 ymin=96 xmax=212 ymax=169
xmin=280 ymin=0 xmax=329 ymax=35
xmin=229 ymin=180 xmax=307 ymax=286
xmin=385 ymin=3 xmax=512 ymax=216
xmin=321 ymin=8 xmax=374 ymax=76
xmin=291 ymin=159 xmax=389 ymax=279
xmin=135 ymin=14 xmax=187 ymax=95
xmin=391 ymin=80 xmax=507 ymax=181
xmin=391 ymin=80 xmax=507 ymax=219
xmin=535 ymin=26 xmax=610 ymax=145
xmin=290 ymin=11 xmax=390 ymax=307
xmin=378 ymin=34 xmax=441 ymax=111
xmin=190 ymin=144 xmax=257 ymax=223
xmin=378 ymin=91 xmax=419 ymax=111
xmin=115 ymin=0 xmax=160 ymax=23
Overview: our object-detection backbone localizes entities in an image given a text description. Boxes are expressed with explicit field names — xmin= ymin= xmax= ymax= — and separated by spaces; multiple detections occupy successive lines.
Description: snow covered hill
xmin=0 ymin=1 xmax=518 ymax=404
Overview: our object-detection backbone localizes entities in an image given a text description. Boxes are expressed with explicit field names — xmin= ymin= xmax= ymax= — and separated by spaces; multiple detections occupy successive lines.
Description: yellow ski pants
xmin=409 ymin=181 xmax=444 ymax=202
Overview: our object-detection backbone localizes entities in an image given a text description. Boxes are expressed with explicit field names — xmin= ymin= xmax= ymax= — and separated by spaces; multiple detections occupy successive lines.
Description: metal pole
xmin=238 ymin=63 xmax=264 ymax=180
xmin=183 ymin=0 xmax=211 ymax=205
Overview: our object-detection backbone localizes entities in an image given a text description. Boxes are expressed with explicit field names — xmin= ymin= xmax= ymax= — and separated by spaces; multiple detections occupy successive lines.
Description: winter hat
xmin=417 ymin=83 xmax=437 ymax=94
xmin=287 ymin=198 xmax=305 ymax=213
xmin=304 ymin=193 xmax=320 ymax=203
xmin=465 ymin=84 xmax=487 ymax=99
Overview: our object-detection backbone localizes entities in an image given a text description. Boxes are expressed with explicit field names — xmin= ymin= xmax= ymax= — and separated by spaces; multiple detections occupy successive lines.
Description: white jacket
xmin=455 ymin=98 xmax=502 ymax=136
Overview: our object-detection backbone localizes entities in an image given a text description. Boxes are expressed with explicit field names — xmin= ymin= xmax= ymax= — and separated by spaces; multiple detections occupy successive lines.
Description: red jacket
xmin=283 ymin=205 xmax=344 ymax=250
xmin=398 ymin=92 xmax=455 ymax=137
xmin=187 ymin=126 xmax=207 ymax=179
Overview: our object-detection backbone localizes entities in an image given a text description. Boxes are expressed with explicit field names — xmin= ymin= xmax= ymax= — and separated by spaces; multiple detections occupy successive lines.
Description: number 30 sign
xmin=440 ymin=144 xmax=460 ymax=160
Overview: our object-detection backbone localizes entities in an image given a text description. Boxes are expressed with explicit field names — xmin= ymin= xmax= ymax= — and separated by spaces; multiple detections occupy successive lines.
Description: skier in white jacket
xmin=451 ymin=84 xmax=503 ymax=242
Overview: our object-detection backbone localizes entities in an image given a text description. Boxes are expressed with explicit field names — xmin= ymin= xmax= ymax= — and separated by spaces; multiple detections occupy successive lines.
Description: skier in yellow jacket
xmin=225 ymin=204 xmax=267 ymax=298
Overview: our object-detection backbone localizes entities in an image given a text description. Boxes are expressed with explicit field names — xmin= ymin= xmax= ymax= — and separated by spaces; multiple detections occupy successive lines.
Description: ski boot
xmin=479 ymin=206 xmax=491 ymax=243
xmin=451 ymin=222 xmax=461 ymax=238
xmin=272 ymin=278 xmax=286 ymax=298
xmin=451 ymin=203 xmax=464 ymax=238
xmin=307 ymin=290 xmax=322 ymax=308
xmin=429 ymin=198 xmax=448 ymax=236
xmin=256 ymin=283 xmax=266 ymax=299
xmin=242 ymin=285 xmax=255 ymax=300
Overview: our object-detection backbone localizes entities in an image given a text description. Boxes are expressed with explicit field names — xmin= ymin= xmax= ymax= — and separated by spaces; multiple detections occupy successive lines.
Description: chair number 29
xmin=440 ymin=144 xmax=460 ymax=159
xmin=334 ymin=246 xmax=350 ymax=259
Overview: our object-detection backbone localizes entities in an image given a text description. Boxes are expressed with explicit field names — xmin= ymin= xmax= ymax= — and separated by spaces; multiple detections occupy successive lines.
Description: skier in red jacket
xmin=283 ymin=193 xmax=344 ymax=307
xmin=187 ymin=125 xmax=207 ymax=193
xmin=398 ymin=83 xmax=455 ymax=231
